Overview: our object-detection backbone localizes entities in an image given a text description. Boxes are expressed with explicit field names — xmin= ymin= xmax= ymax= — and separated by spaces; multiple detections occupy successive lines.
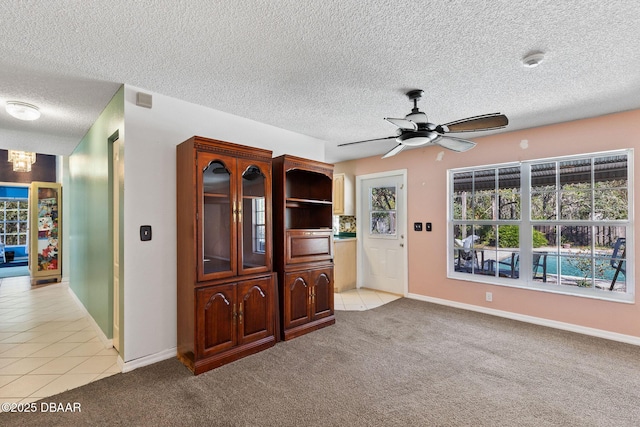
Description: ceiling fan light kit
xmin=5 ymin=101 xmax=41 ymax=121
xmin=339 ymin=89 xmax=508 ymax=158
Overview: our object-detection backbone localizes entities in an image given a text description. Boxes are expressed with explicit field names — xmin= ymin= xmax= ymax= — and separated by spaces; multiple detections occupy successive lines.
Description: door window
xmin=369 ymin=186 xmax=397 ymax=236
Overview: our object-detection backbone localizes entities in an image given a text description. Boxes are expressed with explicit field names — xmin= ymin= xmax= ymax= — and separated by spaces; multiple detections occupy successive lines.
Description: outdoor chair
xmin=454 ymin=235 xmax=482 ymax=273
xmin=532 ymin=252 xmax=548 ymax=282
xmin=484 ymin=252 xmax=547 ymax=281
xmin=484 ymin=253 xmax=518 ymax=278
xmin=609 ymin=237 xmax=626 ymax=290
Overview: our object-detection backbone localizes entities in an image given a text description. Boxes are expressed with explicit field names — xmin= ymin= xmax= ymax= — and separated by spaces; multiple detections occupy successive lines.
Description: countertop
xmin=334 ymin=232 xmax=356 ymax=241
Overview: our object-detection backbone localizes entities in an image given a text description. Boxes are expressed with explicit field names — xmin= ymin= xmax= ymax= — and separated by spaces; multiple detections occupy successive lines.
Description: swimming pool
xmin=491 ymin=253 xmax=625 ymax=281
xmin=538 ymin=255 xmax=623 ymax=281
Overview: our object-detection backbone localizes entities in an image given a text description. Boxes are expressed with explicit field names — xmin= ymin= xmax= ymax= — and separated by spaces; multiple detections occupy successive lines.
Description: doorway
xmin=356 ymin=170 xmax=408 ymax=296
xmin=109 ymin=131 xmax=121 ymax=352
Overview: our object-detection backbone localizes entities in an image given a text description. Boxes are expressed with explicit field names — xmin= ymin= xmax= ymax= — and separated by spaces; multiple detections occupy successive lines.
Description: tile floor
xmin=0 ymin=275 xmax=120 ymax=407
xmin=334 ymin=287 xmax=401 ymax=311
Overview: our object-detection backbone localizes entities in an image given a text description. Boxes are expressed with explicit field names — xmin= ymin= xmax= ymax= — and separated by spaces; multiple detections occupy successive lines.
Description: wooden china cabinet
xmin=272 ymin=155 xmax=335 ymax=341
xmin=177 ymin=136 xmax=276 ymax=374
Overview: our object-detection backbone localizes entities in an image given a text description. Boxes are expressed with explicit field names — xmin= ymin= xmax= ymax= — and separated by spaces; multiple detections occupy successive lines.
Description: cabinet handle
xmin=237 ymin=208 xmax=242 ymax=223
xmin=232 ymin=303 xmax=237 ymax=325
xmin=232 ymin=201 xmax=237 ymax=223
xmin=238 ymin=302 xmax=244 ymax=324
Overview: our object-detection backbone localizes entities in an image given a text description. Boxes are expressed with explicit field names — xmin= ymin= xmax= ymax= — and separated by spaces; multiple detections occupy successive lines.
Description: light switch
xmin=426 ymin=222 xmax=432 ymax=232
xmin=140 ymin=225 xmax=152 ymax=241
xmin=414 ymin=222 xmax=423 ymax=231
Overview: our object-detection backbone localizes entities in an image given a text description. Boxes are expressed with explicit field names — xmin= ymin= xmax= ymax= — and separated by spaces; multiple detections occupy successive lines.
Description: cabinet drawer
xmin=286 ymin=229 xmax=333 ymax=264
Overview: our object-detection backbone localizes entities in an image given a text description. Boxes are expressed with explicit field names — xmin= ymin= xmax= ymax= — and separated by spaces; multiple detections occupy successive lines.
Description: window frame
xmin=447 ymin=149 xmax=634 ymax=303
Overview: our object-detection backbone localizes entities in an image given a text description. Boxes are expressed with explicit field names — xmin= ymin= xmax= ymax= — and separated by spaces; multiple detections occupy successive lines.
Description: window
xmin=0 ymin=199 xmax=29 ymax=246
xmin=449 ymin=150 xmax=632 ymax=300
xmin=369 ymin=186 xmax=397 ymax=236
xmin=252 ymin=198 xmax=266 ymax=253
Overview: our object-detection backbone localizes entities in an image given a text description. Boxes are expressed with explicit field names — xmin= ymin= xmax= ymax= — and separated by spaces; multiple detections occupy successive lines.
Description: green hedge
xmin=486 ymin=225 xmax=548 ymax=248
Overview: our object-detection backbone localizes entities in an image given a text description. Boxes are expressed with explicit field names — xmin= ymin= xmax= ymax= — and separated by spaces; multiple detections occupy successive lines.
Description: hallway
xmin=0 ymin=276 xmax=119 ymax=406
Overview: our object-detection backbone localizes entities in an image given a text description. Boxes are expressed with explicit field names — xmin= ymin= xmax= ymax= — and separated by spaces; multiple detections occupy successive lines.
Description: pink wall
xmin=335 ymin=109 xmax=640 ymax=338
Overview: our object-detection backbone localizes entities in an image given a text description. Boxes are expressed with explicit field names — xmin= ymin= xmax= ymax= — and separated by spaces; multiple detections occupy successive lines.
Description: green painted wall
xmin=68 ymin=86 xmax=124 ymax=346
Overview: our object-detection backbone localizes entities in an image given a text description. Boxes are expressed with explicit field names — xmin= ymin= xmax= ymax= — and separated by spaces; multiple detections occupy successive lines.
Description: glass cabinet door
xmin=198 ymin=154 xmax=237 ymax=280
xmin=238 ymin=159 xmax=271 ymax=275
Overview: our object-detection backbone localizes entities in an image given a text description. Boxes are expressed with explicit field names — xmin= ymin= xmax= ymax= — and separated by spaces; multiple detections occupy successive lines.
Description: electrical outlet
xmin=486 ymin=292 xmax=492 ymax=302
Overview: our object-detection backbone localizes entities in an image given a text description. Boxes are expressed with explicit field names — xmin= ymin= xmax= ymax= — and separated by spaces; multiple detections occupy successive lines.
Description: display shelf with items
xmin=177 ymin=136 xmax=276 ymax=375
xmin=273 ymin=155 xmax=335 ymax=341
xmin=29 ymin=182 xmax=62 ymax=285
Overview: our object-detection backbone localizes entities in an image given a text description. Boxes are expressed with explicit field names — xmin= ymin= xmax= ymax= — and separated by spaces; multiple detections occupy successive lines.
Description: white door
xmin=357 ymin=170 xmax=407 ymax=295
xmin=111 ymin=136 xmax=121 ymax=352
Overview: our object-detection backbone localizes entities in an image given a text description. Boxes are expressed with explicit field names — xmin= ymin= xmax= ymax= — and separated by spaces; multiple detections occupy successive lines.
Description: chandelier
xmin=7 ymin=150 xmax=37 ymax=172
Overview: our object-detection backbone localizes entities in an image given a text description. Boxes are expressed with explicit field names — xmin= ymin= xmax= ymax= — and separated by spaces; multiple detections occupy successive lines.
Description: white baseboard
xmin=407 ymin=293 xmax=640 ymax=347
xmin=66 ymin=285 xmax=113 ymax=349
xmin=65 ymin=282 xmax=176 ymax=374
xmin=120 ymin=348 xmax=177 ymax=373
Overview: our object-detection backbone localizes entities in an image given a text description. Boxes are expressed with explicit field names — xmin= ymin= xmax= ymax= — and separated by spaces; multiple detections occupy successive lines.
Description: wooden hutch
xmin=176 ymin=136 xmax=276 ymax=374
xmin=272 ymin=155 xmax=335 ymax=341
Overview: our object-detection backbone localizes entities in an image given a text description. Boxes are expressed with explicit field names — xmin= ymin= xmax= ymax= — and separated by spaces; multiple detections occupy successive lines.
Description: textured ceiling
xmin=1 ymin=1 xmax=639 ymax=162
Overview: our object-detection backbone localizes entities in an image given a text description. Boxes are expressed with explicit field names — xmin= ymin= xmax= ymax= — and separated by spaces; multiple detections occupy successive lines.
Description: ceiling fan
xmin=338 ymin=89 xmax=508 ymax=158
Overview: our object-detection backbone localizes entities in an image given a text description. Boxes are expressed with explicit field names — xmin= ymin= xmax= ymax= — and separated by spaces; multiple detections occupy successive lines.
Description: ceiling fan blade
xmin=433 ymin=136 xmax=477 ymax=152
xmin=382 ymin=144 xmax=406 ymax=158
xmin=385 ymin=117 xmax=418 ymax=131
xmin=440 ymin=113 xmax=508 ymax=133
xmin=338 ymin=136 xmax=396 ymax=147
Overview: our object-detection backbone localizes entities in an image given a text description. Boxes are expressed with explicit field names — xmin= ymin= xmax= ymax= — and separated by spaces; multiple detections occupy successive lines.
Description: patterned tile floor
xmin=0 ymin=276 xmax=119 ymax=407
